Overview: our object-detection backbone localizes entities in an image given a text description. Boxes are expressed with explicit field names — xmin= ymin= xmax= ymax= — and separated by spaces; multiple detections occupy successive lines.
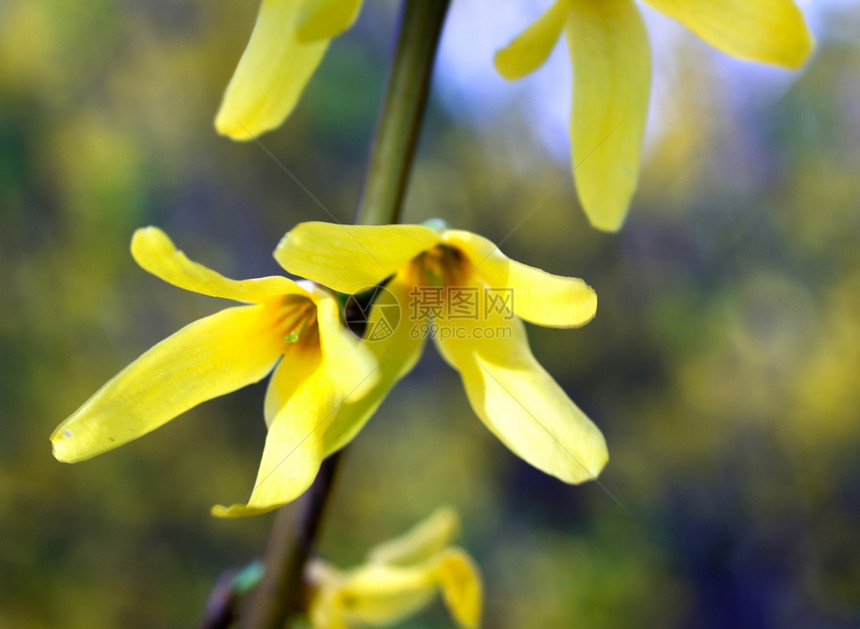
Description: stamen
xmin=270 ymin=296 xmax=318 ymax=344
xmin=285 ymin=309 xmax=317 ymax=343
xmin=416 ymin=245 xmax=469 ymax=287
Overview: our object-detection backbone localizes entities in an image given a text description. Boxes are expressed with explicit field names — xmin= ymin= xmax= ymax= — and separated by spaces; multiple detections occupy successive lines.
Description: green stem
xmin=241 ymin=1 xmax=449 ymax=628
xmin=356 ymin=0 xmax=451 ymax=226
xmin=242 ymin=453 xmax=342 ymax=629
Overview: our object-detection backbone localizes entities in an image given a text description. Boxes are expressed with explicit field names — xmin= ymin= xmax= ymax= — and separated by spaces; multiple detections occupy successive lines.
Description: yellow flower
xmin=275 ymin=221 xmax=608 ymax=485
xmin=215 ymin=0 xmax=364 ymax=139
xmin=216 ymin=1 xmax=812 ymax=228
xmin=50 ymin=227 xmax=377 ymax=518
xmin=494 ymin=0 xmax=814 ymax=231
xmin=307 ymin=506 xmax=482 ymax=629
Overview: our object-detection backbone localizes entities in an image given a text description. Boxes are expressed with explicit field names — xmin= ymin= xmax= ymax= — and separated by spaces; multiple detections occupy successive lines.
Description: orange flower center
xmin=410 ymin=245 xmax=472 ymax=288
xmin=267 ymin=294 xmax=319 ymax=350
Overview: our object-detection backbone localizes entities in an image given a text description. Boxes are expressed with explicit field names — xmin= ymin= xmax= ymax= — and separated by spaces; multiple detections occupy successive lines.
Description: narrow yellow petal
xmin=443 ymin=230 xmax=597 ymax=328
xmin=566 ymin=0 xmax=651 ymax=231
xmin=213 ymin=348 xmax=336 ymax=517
xmin=320 ymin=276 xmax=427 ymax=457
xmin=436 ymin=549 xmax=483 ymax=629
xmin=131 ymin=227 xmax=298 ymax=302
xmin=275 ymin=222 xmax=441 ymax=295
xmin=52 ymin=306 xmax=283 ymax=463
xmin=307 ymin=560 xmax=352 ymax=629
xmin=368 ymin=506 xmax=460 ymax=566
xmin=493 ymin=0 xmax=568 ymax=80
xmin=215 ymin=0 xmax=328 ymax=140
xmin=263 ymin=343 xmax=317 ymax=429
xmin=338 ymin=563 xmax=437 ymax=626
xmin=643 ymin=0 xmax=813 ymax=68
xmin=306 ymin=512 xmax=483 ymax=629
xmin=311 ymin=285 xmax=379 ymax=400
xmin=434 ymin=306 xmax=608 ymax=484
xmin=297 ymin=0 xmax=363 ymax=43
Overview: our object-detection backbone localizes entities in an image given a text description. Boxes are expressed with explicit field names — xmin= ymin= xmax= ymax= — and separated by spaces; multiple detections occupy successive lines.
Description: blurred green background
xmin=2 ymin=1 xmax=860 ymax=628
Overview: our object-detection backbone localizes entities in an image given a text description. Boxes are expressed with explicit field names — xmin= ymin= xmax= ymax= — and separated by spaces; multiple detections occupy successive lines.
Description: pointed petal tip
xmin=544 ymin=280 xmax=598 ymax=328
xmin=210 ymin=504 xmax=236 ymax=518
xmin=642 ymin=0 xmax=814 ymax=69
xmin=786 ymin=30 xmax=815 ymax=70
xmin=437 ymin=549 xmax=483 ymax=629
xmin=573 ymin=120 xmax=639 ymax=234
xmin=49 ymin=431 xmax=75 ymax=463
xmin=566 ymin=0 xmax=649 ymax=234
xmin=133 ymin=225 xmax=158 ymax=236
xmin=574 ymin=288 xmax=598 ymax=327
xmin=130 ymin=224 xmax=157 ymax=240
xmin=213 ymin=113 xmax=258 ymax=142
xmin=584 ymin=203 xmax=628 ymax=233
xmin=493 ymin=0 xmax=568 ymax=81
xmin=569 ymin=435 xmax=610 ymax=485
xmin=49 ymin=423 xmax=101 ymax=463
xmin=211 ymin=503 xmax=279 ymax=519
xmin=130 ymin=224 xmax=169 ymax=257
xmin=765 ymin=3 xmax=816 ymax=69
xmin=492 ymin=49 xmax=527 ymax=82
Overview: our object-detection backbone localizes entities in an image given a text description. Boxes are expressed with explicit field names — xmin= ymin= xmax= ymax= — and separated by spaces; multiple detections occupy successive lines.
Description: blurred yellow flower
xmin=216 ymin=1 xmax=812 ymax=229
xmin=494 ymin=0 xmax=814 ymax=231
xmin=215 ymin=0 xmax=363 ymax=139
xmin=51 ymin=227 xmax=377 ymax=518
xmin=307 ymin=506 xmax=482 ymax=629
xmin=276 ymin=221 xmax=608 ymax=485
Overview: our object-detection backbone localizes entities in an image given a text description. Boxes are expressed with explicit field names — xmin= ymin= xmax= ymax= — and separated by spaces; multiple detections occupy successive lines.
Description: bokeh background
xmin=2 ymin=1 xmax=860 ymax=627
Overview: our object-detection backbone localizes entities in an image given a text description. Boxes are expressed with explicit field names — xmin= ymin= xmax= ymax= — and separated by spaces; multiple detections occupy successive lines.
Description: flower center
xmin=270 ymin=295 xmax=319 ymax=348
xmin=411 ymin=245 xmax=471 ymax=287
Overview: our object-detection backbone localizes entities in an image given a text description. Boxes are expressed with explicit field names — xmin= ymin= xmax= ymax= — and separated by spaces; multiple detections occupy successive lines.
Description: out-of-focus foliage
xmin=1 ymin=2 xmax=859 ymax=628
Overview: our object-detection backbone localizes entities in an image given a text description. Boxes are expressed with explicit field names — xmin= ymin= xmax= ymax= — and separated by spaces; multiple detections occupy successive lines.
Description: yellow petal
xmin=331 ymin=549 xmax=481 ymax=628
xmin=263 ymin=344 xmax=314 ymax=428
xmin=131 ymin=227 xmax=298 ymax=303
xmin=52 ymin=306 xmax=283 ymax=463
xmin=337 ymin=563 xmax=437 ymax=626
xmin=297 ymin=0 xmax=363 ymax=43
xmin=443 ymin=230 xmax=597 ymax=328
xmin=643 ymin=0 xmax=813 ymax=68
xmin=368 ymin=506 xmax=460 ymax=566
xmin=434 ymin=306 xmax=608 ymax=484
xmin=320 ymin=276 xmax=427 ymax=457
xmin=566 ymin=0 xmax=651 ymax=231
xmin=493 ymin=0 xmax=568 ymax=80
xmin=215 ymin=0 xmax=328 ymax=140
xmin=306 ymin=514 xmax=482 ymax=629
xmin=213 ymin=346 xmax=336 ymax=517
xmin=436 ymin=549 xmax=483 ymax=629
xmin=307 ymin=560 xmax=351 ymax=629
xmin=275 ymin=221 xmax=441 ymax=295
xmin=311 ymin=285 xmax=379 ymax=400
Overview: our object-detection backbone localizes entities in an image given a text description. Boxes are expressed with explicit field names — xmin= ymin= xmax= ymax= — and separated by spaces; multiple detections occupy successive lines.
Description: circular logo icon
xmin=345 ymin=284 xmax=402 ymax=342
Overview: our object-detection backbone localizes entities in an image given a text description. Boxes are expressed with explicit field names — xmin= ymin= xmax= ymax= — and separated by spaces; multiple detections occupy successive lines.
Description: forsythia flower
xmin=215 ymin=0 xmax=363 ymax=139
xmin=216 ymin=1 xmax=812 ymax=232
xmin=306 ymin=506 xmax=482 ymax=629
xmin=50 ymin=227 xmax=378 ymax=517
xmin=275 ymin=221 xmax=608 ymax=485
xmin=494 ymin=0 xmax=814 ymax=231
